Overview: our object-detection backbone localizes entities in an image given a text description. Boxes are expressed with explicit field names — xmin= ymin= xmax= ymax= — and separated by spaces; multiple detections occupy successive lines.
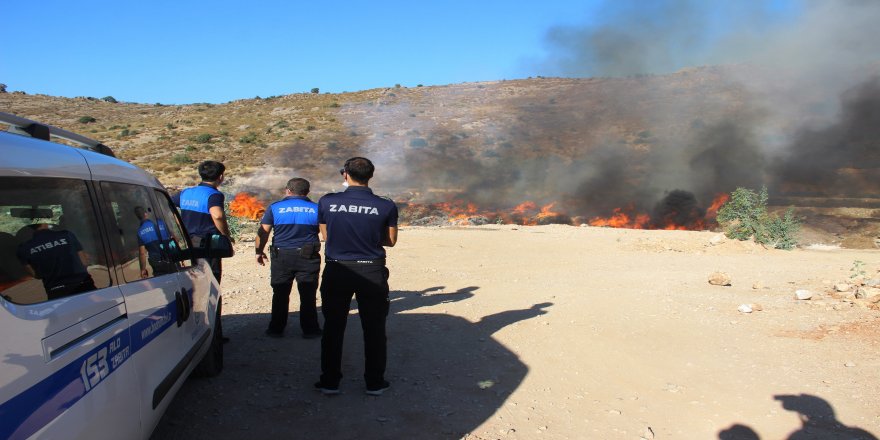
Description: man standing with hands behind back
xmin=315 ymin=157 xmax=398 ymax=396
xmin=255 ymin=177 xmax=323 ymax=339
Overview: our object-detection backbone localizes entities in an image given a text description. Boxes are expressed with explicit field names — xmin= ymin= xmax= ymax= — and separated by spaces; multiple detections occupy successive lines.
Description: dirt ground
xmin=152 ymin=225 xmax=880 ymax=440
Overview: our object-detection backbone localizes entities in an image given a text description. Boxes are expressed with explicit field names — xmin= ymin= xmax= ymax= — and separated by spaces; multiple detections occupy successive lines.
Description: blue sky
xmin=1 ymin=0 xmax=806 ymax=105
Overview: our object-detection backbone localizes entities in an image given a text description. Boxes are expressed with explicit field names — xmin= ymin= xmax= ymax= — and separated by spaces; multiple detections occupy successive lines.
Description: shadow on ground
xmin=152 ymin=286 xmax=551 ymax=439
xmin=718 ymin=393 xmax=877 ymax=440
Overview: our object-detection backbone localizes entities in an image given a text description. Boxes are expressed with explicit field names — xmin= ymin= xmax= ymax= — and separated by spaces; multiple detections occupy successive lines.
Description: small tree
xmin=310 ymin=88 xmax=320 ymax=94
xmin=0 ymin=84 xmax=7 ymax=93
xmin=101 ymin=96 xmax=118 ymax=103
xmin=717 ymin=186 xmax=800 ymax=250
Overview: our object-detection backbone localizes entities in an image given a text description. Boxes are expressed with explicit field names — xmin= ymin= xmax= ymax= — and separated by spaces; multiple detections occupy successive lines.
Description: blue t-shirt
xmin=260 ymin=196 xmax=319 ymax=248
xmin=318 ymin=186 xmax=398 ymax=260
xmin=137 ymin=218 xmax=170 ymax=258
xmin=173 ymin=183 xmax=224 ymax=237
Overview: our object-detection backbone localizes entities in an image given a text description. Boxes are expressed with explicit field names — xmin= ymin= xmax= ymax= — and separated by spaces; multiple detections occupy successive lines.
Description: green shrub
xmin=223 ymin=199 xmax=244 ymax=241
xmin=78 ymin=116 xmax=97 ymax=124
xmin=311 ymin=88 xmax=320 ymax=94
xmin=101 ymin=96 xmax=118 ymax=103
xmin=193 ymin=133 xmax=213 ymax=143
xmin=717 ymin=186 xmax=800 ymax=250
xmin=171 ymin=153 xmax=193 ymax=164
xmin=306 ymin=125 xmax=316 ymax=131
xmin=239 ymin=132 xmax=258 ymax=144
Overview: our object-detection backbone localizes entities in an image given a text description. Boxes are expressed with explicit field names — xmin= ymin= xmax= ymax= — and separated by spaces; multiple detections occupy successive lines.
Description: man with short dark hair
xmin=256 ymin=178 xmax=322 ymax=339
xmin=172 ymin=160 xmax=234 ymax=283
xmin=314 ymin=157 xmax=398 ymax=396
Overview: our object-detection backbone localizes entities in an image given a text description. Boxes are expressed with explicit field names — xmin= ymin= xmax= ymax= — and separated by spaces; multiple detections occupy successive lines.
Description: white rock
xmin=795 ymin=289 xmax=813 ymax=300
xmin=845 ymin=361 xmax=856 ymax=367
xmin=737 ymin=304 xmax=753 ymax=313
xmin=709 ymin=234 xmax=725 ymax=245
xmin=834 ymin=283 xmax=851 ymax=292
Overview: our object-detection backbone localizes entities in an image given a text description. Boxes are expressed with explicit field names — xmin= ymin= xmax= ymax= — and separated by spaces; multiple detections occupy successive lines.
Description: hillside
xmin=3 ymin=66 xmax=879 ymax=246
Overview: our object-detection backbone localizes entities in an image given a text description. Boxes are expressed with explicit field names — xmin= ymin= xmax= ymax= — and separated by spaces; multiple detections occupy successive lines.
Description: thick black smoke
xmin=771 ymin=76 xmax=880 ymax=196
xmin=321 ymin=1 xmax=880 ymax=225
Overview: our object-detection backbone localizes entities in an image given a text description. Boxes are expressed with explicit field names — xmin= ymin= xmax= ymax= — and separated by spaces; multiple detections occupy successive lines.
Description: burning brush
xmin=229 ymin=192 xmax=266 ymax=220
xmin=399 ymin=191 xmax=729 ymax=230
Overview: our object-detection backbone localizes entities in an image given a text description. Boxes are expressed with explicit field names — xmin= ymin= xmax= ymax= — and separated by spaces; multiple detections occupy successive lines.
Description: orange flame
xmin=229 ymin=192 xmax=266 ymax=220
xmin=589 ymin=206 xmax=650 ymax=229
xmin=405 ymin=193 xmax=729 ymax=230
xmin=706 ymin=193 xmax=730 ymax=219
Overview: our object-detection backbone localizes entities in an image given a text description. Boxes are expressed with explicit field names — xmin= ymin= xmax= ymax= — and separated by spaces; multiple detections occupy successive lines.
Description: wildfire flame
xmin=588 ymin=205 xmax=651 ymax=229
xmin=403 ymin=193 xmax=730 ymax=231
xmin=706 ymin=193 xmax=730 ymax=218
xmin=229 ymin=192 xmax=266 ymax=220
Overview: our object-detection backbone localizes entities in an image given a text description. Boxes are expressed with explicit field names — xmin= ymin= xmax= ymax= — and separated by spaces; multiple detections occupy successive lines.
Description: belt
xmin=326 ymin=258 xmax=385 ymax=265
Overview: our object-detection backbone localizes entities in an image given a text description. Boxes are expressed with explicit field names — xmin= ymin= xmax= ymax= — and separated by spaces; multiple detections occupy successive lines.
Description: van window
xmin=100 ymin=182 xmax=180 ymax=282
xmin=153 ymin=190 xmax=192 ymax=268
xmin=0 ymin=177 xmax=110 ymax=304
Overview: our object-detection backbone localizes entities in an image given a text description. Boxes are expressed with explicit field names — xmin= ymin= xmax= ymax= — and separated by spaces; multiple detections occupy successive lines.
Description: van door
xmin=153 ymin=190 xmax=215 ymax=353
xmin=0 ymin=177 xmax=140 ymax=440
xmin=96 ymin=181 xmax=193 ymax=433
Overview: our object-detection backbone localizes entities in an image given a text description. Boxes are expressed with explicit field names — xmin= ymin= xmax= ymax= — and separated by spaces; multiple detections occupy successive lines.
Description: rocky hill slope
xmin=3 ymin=66 xmax=879 ymax=246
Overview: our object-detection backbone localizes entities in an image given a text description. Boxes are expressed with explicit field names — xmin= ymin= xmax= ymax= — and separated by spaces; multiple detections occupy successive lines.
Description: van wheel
xmin=193 ymin=300 xmax=224 ymax=377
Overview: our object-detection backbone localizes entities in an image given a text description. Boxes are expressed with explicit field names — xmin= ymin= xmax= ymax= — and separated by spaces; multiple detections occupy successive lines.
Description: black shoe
xmin=221 ymin=336 xmax=231 ymax=344
xmin=314 ymin=381 xmax=340 ymax=395
xmin=302 ymin=329 xmax=322 ymax=339
xmin=264 ymin=329 xmax=283 ymax=338
xmin=365 ymin=380 xmax=390 ymax=396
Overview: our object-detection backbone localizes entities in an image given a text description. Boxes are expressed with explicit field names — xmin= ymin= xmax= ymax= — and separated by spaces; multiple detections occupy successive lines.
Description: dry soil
xmin=152 ymin=225 xmax=880 ymax=440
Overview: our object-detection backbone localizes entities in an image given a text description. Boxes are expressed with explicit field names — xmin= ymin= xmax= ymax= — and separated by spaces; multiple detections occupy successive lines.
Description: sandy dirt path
xmin=153 ymin=225 xmax=880 ymax=439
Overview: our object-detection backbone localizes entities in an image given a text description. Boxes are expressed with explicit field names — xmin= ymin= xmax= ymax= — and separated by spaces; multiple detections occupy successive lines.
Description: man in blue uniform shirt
xmin=172 ymin=160 xmax=234 ymax=283
xmin=314 ymin=157 xmax=398 ymax=396
xmin=135 ymin=206 xmax=175 ymax=277
xmin=256 ymin=178 xmax=323 ymax=339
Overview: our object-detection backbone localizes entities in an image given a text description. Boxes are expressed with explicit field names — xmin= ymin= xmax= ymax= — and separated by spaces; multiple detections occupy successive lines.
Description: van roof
xmin=0 ymin=118 xmax=163 ymax=190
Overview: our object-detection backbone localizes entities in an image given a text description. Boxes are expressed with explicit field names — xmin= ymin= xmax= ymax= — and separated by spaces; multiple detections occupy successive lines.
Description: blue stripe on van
xmin=0 ymin=298 xmax=179 ymax=440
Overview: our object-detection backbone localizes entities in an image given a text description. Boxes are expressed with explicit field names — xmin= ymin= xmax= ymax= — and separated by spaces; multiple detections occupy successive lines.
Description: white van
xmin=0 ymin=112 xmax=225 ymax=440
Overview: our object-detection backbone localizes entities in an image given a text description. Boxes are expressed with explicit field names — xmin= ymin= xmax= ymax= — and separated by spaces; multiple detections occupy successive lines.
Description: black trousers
xmin=320 ymin=261 xmax=390 ymax=388
xmin=269 ymin=248 xmax=321 ymax=333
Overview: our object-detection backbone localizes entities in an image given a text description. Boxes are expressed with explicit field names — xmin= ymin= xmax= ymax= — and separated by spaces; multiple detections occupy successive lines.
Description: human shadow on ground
xmin=717 ymin=394 xmax=877 ymax=440
xmin=153 ymin=286 xmax=552 ymax=440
